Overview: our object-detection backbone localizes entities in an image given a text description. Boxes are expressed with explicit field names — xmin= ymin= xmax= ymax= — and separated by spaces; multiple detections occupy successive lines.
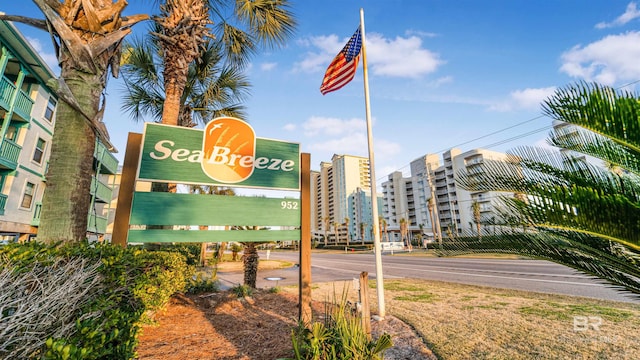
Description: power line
xmin=432 ymin=114 xmax=546 ymax=155
xmin=379 ymin=79 xmax=640 ymax=181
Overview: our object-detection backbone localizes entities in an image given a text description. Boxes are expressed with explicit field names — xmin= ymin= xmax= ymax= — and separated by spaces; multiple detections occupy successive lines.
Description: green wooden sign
xmin=138 ymin=122 xmax=300 ymax=191
xmin=130 ymin=192 xmax=300 ymax=226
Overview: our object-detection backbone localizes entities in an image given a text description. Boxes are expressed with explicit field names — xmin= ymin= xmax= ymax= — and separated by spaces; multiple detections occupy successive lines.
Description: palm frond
xmin=217 ymin=22 xmax=256 ymax=67
xmin=548 ymin=123 xmax=640 ymax=176
xmin=542 ymin=81 xmax=640 ymax=154
xmin=436 ymin=231 xmax=640 ymax=296
xmin=234 ymin=0 xmax=297 ymax=48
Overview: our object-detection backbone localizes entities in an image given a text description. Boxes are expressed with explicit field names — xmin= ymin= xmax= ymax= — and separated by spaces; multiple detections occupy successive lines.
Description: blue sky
xmin=4 ymin=1 xmax=640 ymax=180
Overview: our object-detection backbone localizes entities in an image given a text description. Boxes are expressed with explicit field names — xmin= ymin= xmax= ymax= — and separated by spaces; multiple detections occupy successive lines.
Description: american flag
xmin=320 ymin=28 xmax=362 ymax=95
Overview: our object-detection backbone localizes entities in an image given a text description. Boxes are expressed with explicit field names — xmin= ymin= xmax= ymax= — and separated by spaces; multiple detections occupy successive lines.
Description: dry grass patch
xmin=301 ymin=279 xmax=640 ymax=360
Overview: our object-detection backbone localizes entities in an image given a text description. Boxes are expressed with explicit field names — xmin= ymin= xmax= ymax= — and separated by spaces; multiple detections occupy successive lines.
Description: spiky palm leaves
xmin=120 ymin=34 xmax=250 ymax=126
xmin=212 ymin=0 xmax=297 ymax=67
xmin=456 ymin=82 xmax=640 ymax=294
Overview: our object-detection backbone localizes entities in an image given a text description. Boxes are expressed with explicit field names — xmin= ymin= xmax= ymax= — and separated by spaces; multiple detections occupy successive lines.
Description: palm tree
xmin=153 ymin=0 xmax=212 ymax=126
xmin=455 ymin=82 xmax=640 ymax=293
xmin=155 ymin=0 xmax=296 ymax=125
xmin=0 ymin=2 xmax=148 ymax=242
xmin=323 ymin=216 xmax=330 ymax=246
xmin=399 ymin=218 xmax=406 ymax=247
xmin=344 ymin=217 xmax=350 ymax=247
xmin=120 ymin=35 xmax=250 ymax=126
xmin=379 ymin=216 xmax=388 ymax=242
xmin=471 ymin=201 xmax=482 ymax=240
xmin=359 ymin=222 xmax=367 ymax=245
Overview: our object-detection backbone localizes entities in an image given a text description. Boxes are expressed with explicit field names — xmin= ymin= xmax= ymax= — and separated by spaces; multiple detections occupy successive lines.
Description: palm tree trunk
xmin=243 ymin=243 xmax=259 ymax=288
xmin=38 ymin=69 xmax=100 ymax=242
xmin=161 ymin=79 xmax=184 ymax=126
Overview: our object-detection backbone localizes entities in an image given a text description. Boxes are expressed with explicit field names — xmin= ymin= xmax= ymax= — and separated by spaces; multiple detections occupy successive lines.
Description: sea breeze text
xmin=149 ymin=140 xmax=296 ymax=171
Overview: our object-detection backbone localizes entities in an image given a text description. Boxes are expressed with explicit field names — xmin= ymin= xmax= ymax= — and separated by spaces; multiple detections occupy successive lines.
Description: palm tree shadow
xmin=193 ymin=289 xmax=303 ymax=360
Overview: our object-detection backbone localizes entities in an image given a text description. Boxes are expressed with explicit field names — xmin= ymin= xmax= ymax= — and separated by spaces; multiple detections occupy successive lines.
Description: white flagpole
xmin=360 ymin=7 xmax=385 ymax=319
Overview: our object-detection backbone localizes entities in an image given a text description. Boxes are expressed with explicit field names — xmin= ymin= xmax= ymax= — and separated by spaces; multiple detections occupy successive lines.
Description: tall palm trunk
xmin=14 ymin=0 xmax=147 ymax=242
xmin=243 ymin=243 xmax=259 ymax=288
xmin=155 ymin=0 xmax=211 ymax=125
xmin=39 ymin=74 xmax=98 ymax=241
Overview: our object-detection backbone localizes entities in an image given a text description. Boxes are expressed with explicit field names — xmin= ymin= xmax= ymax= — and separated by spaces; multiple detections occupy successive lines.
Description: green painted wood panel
xmin=127 ymin=229 xmax=300 ymax=243
xmin=138 ymin=123 xmax=300 ymax=190
xmin=130 ymin=192 xmax=301 ymax=226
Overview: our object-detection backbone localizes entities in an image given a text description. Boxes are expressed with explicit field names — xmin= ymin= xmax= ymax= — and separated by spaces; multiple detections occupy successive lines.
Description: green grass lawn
xmin=301 ymin=279 xmax=640 ymax=359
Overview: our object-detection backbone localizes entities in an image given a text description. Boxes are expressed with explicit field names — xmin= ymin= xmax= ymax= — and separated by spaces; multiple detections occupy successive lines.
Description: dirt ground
xmin=135 ymin=288 xmax=437 ymax=360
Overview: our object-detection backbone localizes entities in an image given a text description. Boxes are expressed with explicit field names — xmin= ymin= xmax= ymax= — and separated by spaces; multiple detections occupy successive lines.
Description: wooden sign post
xmin=111 ymin=120 xmax=312 ymax=323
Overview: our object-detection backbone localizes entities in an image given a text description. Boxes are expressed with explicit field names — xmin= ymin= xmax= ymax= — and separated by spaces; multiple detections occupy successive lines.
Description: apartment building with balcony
xmin=0 ymin=19 xmax=118 ymax=242
xmin=381 ymin=149 xmax=511 ymax=243
xmin=312 ymin=154 xmax=378 ymax=244
xmin=381 ymin=154 xmax=440 ymax=243
xmin=347 ymin=187 xmax=383 ymax=243
xmin=451 ymin=148 xmax=510 ymax=234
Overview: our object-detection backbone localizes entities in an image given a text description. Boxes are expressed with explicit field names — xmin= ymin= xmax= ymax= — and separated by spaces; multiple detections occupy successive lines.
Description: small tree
xmin=344 ymin=217 xmax=350 ymax=247
xmin=471 ymin=201 xmax=482 ymax=241
xmin=323 ymin=216 xmax=330 ymax=246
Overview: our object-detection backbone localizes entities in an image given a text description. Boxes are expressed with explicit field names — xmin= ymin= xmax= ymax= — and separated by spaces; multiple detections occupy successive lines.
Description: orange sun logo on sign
xmin=201 ymin=117 xmax=257 ymax=183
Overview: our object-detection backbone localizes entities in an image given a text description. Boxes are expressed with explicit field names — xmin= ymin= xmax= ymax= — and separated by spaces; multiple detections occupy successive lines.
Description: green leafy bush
xmin=231 ymin=284 xmax=253 ymax=297
xmin=0 ymin=241 xmax=194 ymax=359
xmin=288 ymin=293 xmax=393 ymax=360
xmin=187 ymin=272 xmax=220 ymax=294
xmin=144 ymin=243 xmax=202 ymax=266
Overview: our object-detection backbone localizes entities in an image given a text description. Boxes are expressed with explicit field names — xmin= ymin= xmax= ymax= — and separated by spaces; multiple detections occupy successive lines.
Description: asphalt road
xmin=216 ymin=250 xmax=640 ymax=303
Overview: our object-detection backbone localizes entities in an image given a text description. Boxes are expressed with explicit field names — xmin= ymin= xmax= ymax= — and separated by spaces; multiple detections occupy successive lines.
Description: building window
xmin=20 ymin=182 xmax=35 ymax=209
xmin=33 ymin=138 xmax=46 ymax=164
xmin=44 ymin=97 xmax=57 ymax=122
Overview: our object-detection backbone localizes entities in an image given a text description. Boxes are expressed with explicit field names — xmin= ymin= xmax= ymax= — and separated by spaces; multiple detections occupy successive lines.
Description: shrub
xmin=288 ymin=293 xmax=392 ymax=360
xmin=0 ymin=241 xmax=194 ymax=359
xmin=187 ymin=272 xmax=220 ymax=294
xmin=144 ymin=243 xmax=202 ymax=266
xmin=0 ymin=257 xmax=105 ymax=360
xmin=231 ymin=284 xmax=253 ymax=297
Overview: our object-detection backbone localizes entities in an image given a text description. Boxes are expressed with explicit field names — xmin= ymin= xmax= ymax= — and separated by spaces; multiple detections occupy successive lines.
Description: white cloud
xmin=488 ymin=87 xmax=556 ymax=112
xmin=560 ymin=31 xmax=640 ymax=85
xmin=260 ymin=62 xmax=277 ymax=71
xmin=301 ymin=116 xmax=365 ymax=137
xmin=308 ymin=133 xmax=401 ymax=161
xmin=294 ymin=32 xmax=444 ymax=78
xmin=595 ymin=2 xmax=640 ymax=29
xmin=27 ymin=36 xmax=59 ymax=74
xmin=283 ymin=123 xmax=297 ymax=131
xmin=366 ymin=33 xmax=443 ymax=78
xmin=294 ymin=115 xmax=401 ymax=163
xmin=405 ymin=30 xmax=438 ymax=38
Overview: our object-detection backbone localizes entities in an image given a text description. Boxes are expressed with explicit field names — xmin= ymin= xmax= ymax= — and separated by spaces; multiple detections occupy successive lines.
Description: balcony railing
xmin=13 ymin=90 xmax=34 ymax=120
xmin=87 ymin=213 xmax=108 ymax=233
xmin=31 ymin=202 xmax=42 ymax=226
xmin=91 ymin=176 xmax=113 ymax=203
xmin=0 ymin=76 xmax=34 ymax=121
xmin=0 ymin=76 xmax=15 ymax=108
xmin=0 ymin=139 xmax=21 ymax=169
xmin=0 ymin=193 xmax=7 ymax=215
xmin=94 ymin=141 xmax=119 ymax=174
